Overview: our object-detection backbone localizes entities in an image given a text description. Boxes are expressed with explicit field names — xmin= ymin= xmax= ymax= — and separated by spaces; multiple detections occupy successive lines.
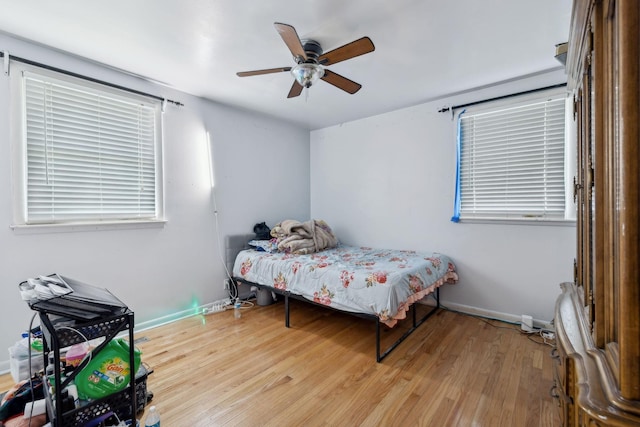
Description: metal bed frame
xmin=233 ymin=277 xmax=440 ymax=362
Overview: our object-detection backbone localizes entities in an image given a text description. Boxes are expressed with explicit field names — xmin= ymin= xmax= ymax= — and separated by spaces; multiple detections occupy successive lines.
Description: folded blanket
xmin=271 ymin=219 xmax=338 ymax=254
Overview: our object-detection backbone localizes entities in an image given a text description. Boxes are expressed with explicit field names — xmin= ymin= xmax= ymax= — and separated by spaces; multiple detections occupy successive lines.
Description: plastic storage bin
xmin=8 ymin=337 xmax=44 ymax=382
xmin=9 ymin=354 xmax=43 ymax=383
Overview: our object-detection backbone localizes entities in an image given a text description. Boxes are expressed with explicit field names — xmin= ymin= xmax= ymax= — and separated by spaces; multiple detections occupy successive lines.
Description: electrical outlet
xmin=223 ymin=279 xmax=230 ymax=290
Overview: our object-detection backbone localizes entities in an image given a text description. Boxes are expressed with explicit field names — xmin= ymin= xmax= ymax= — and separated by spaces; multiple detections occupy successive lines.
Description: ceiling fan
xmin=237 ymin=22 xmax=375 ymax=98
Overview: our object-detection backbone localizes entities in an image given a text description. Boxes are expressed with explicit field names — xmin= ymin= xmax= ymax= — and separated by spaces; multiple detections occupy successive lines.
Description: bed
xmin=228 ymin=224 xmax=458 ymax=362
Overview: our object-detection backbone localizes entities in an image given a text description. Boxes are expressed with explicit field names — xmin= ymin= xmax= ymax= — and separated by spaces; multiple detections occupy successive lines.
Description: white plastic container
xmin=144 ymin=405 xmax=160 ymax=427
xmin=10 ymin=355 xmax=44 ymax=383
xmin=9 ymin=337 xmax=44 ymax=382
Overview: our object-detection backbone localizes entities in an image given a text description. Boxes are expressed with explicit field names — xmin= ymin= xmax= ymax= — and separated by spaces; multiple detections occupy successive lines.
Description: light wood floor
xmin=1 ymin=300 xmax=560 ymax=426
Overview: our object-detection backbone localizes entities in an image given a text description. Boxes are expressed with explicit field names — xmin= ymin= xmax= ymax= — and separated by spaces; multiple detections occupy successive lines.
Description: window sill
xmin=456 ymin=217 xmax=576 ymax=227
xmin=10 ymin=219 xmax=167 ymax=234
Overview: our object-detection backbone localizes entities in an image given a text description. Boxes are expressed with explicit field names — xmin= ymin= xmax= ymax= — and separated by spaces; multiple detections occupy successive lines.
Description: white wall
xmin=0 ymin=34 xmax=310 ymax=372
xmin=310 ymin=69 xmax=576 ymax=326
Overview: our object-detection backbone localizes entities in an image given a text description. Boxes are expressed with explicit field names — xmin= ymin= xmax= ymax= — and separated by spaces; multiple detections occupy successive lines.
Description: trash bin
xmin=256 ymin=288 xmax=275 ymax=306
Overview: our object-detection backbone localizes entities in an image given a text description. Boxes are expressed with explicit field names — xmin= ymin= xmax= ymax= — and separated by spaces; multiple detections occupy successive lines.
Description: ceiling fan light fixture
xmin=237 ymin=23 xmax=374 ymax=98
xmin=291 ymin=63 xmax=324 ymax=88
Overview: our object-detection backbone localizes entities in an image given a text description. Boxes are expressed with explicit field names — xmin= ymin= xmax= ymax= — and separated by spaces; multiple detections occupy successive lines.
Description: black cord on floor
xmin=440 ymin=304 xmax=555 ymax=347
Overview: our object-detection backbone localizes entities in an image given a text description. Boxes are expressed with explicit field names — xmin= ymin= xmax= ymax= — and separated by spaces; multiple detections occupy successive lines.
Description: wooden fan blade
xmin=274 ymin=22 xmax=307 ymax=62
xmin=321 ymin=70 xmax=362 ymax=94
xmin=319 ymin=37 xmax=375 ymax=66
xmin=287 ymin=81 xmax=304 ymax=98
xmin=237 ymin=67 xmax=291 ymax=77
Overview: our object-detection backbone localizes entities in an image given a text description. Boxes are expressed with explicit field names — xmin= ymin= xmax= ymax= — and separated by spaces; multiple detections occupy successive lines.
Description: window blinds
xmin=458 ymin=96 xmax=566 ymax=220
xmin=23 ymin=72 xmax=159 ymax=223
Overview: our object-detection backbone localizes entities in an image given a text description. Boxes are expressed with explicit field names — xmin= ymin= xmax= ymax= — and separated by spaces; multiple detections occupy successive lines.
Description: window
xmin=15 ymin=66 xmax=163 ymax=225
xmin=453 ymin=89 xmax=571 ymax=222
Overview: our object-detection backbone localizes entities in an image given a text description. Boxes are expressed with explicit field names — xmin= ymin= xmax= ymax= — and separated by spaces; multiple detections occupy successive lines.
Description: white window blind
xmin=22 ymin=71 xmax=161 ymax=224
xmin=458 ymin=94 xmax=566 ymax=220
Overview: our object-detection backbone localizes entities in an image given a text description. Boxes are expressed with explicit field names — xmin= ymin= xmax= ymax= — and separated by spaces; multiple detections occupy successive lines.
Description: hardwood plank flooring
xmin=0 ymin=300 xmax=560 ymax=426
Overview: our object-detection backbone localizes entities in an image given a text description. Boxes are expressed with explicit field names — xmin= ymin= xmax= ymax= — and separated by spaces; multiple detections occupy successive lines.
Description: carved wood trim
xmin=555 ymin=283 xmax=640 ymax=424
xmin=616 ymin=0 xmax=640 ymax=400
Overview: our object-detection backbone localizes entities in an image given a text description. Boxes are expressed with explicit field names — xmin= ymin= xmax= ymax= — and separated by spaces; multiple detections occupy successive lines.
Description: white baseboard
xmin=134 ymin=301 xmax=226 ymax=333
xmin=440 ymin=300 xmax=554 ymax=332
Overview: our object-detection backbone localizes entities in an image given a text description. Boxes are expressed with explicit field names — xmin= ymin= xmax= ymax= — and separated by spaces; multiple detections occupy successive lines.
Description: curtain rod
xmin=437 ymin=83 xmax=567 ymax=113
xmin=1 ymin=50 xmax=184 ymax=107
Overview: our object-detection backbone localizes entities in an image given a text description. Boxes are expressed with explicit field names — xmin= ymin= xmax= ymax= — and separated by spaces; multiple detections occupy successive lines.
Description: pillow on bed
xmin=248 ymin=239 xmax=279 ymax=253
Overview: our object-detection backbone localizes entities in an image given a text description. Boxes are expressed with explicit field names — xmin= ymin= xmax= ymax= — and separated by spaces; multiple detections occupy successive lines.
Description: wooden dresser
xmin=552 ymin=0 xmax=640 ymax=425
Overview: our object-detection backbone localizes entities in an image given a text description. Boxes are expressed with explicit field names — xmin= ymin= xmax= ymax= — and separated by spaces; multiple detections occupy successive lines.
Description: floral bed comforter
xmin=233 ymin=245 xmax=458 ymax=327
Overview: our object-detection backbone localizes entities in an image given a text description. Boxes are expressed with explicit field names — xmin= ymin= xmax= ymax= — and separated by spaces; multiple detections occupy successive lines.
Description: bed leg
xmin=376 ymin=317 xmax=382 ymax=363
xmin=412 ymin=303 xmax=417 ymax=327
xmin=285 ymin=293 xmax=290 ymax=328
xmin=376 ymin=288 xmax=442 ymax=362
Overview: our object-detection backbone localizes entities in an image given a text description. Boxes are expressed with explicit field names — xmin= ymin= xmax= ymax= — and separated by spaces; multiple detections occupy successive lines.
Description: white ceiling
xmin=0 ymin=0 xmax=572 ymax=130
